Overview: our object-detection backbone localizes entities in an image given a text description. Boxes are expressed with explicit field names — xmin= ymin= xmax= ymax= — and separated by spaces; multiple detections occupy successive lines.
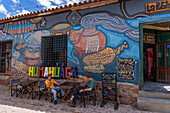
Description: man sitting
xmin=66 ymin=74 xmax=95 ymax=107
xmin=45 ymin=74 xmax=64 ymax=105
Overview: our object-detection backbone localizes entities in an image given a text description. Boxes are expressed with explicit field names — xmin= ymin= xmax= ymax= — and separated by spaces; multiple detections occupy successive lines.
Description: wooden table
xmin=59 ymin=82 xmax=80 ymax=103
xmin=18 ymin=80 xmax=38 ymax=99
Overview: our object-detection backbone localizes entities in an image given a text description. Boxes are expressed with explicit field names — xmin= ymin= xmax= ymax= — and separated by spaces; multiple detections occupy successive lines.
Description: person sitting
xmin=66 ymin=74 xmax=95 ymax=107
xmin=45 ymin=74 xmax=64 ymax=105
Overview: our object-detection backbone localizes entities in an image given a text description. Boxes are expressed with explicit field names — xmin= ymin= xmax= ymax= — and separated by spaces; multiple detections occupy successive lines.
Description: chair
xmin=10 ymin=78 xmax=23 ymax=97
xmin=80 ymin=84 xmax=97 ymax=108
xmin=32 ymin=80 xmax=46 ymax=100
xmin=44 ymin=83 xmax=62 ymax=103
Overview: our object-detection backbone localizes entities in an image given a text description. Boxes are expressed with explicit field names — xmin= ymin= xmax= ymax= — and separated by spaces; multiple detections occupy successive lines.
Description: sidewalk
xmin=0 ymin=104 xmax=45 ymax=113
xmin=0 ymin=88 xmax=158 ymax=113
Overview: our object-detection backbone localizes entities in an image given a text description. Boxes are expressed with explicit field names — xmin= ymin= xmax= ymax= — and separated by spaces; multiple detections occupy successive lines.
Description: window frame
xmin=156 ymin=42 xmax=170 ymax=68
xmin=41 ymin=34 xmax=67 ymax=67
xmin=0 ymin=40 xmax=13 ymax=74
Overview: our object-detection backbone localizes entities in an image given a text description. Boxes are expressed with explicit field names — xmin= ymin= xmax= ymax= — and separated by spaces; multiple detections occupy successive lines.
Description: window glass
xmin=42 ymin=35 xmax=67 ymax=67
xmin=158 ymin=45 xmax=164 ymax=67
xmin=166 ymin=44 xmax=170 ymax=67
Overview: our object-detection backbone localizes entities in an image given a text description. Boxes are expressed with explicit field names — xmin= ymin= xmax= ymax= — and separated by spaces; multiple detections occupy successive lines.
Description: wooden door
xmin=156 ymin=42 xmax=170 ymax=83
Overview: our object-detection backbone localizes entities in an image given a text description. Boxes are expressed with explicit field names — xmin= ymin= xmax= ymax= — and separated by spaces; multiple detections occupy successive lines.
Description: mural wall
xmin=1 ymin=17 xmax=50 ymax=76
xmin=0 ymin=0 xmax=170 ymax=84
xmin=67 ymin=12 xmax=139 ymax=82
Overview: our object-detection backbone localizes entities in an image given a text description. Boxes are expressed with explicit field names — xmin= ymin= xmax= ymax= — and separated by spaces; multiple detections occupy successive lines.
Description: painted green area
xmin=139 ymin=23 xmax=144 ymax=90
xmin=33 ymin=67 xmax=38 ymax=77
xmin=54 ymin=67 xmax=61 ymax=78
xmin=158 ymin=45 xmax=164 ymax=66
xmin=157 ymin=32 xmax=170 ymax=43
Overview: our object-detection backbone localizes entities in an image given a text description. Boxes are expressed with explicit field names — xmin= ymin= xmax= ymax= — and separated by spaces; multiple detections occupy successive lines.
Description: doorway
xmin=0 ymin=40 xmax=12 ymax=73
xmin=139 ymin=19 xmax=170 ymax=92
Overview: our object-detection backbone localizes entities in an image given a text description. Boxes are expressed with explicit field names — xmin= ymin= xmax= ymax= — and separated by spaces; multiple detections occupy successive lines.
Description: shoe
xmin=61 ymin=94 xmax=65 ymax=98
xmin=66 ymin=99 xmax=72 ymax=103
xmin=89 ymin=100 xmax=94 ymax=105
xmin=54 ymin=100 xmax=57 ymax=105
xmin=70 ymin=103 xmax=76 ymax=107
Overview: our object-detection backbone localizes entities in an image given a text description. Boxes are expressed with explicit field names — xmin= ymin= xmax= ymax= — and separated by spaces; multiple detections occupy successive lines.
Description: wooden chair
xmin=10 ymin=78 xmax=23 ymax=97
xmin=44 ymin=84 xmax=62 ymax=103
xmin=80 ymin=84 xmax=97 ymax=108
xmin=32 ymin=80 xmax=46 ymax=100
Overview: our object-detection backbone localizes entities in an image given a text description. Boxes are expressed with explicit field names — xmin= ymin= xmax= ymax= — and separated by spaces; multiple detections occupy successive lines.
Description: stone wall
xmin=0 ymin=75 xmax=11 ymax=86
xmin=88 ymin=81 xmax=139 ymax=106
xmin=117 ymin=82 xmax=139 ymax=106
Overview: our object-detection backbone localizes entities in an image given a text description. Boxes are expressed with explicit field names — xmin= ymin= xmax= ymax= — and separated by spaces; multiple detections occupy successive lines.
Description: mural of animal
xmin=70 ymin=27 xmax=106 ymax=57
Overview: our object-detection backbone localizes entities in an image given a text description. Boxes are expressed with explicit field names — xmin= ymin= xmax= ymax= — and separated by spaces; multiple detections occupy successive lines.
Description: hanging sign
xmin=146 ymin=0 xmax=170 ymax=13
xmin=143 ymin=33 xmax=155 ymax=44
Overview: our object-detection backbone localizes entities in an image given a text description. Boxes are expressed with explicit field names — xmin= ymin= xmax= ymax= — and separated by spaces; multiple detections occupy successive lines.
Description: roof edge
xmin=0 ymin=0 xmax=119 ymax=24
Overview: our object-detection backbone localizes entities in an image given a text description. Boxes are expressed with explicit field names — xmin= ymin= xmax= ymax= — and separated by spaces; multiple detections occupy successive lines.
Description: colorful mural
xmin=0 ymin=6 xmax=140 ymax=81
xmin=1 ymin=0 xmax=170 ymax=84
xmin=0 ymin=30 xmax=6 ymax=40
xmin=1 ymin=17 xmax=49 ymax=76
xmin=80 ymin=13 xmax=139 ymax=41
xmin=70 ymin=27 xmax=106 ymax=57
xmin=67 ymin=11 xmax=81 ymax=25
xmin=67 ymin=12 xmax=139 ymax=81
xmin=83 ymin=42 xmax=128 ymax=66
xmin=51 ymin=23 xmax=72 ymax=35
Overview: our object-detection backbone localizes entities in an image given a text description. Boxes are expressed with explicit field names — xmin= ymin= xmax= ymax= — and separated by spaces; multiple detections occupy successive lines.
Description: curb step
xmin=137 ymin=97 xmax=170 ymax=113
xmin=139 ymin=91 xmax=170 ymax=100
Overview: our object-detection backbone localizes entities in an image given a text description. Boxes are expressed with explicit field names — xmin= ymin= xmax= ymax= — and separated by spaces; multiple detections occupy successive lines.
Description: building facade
xmin=0 ymin=0 xmax=170 ymax=91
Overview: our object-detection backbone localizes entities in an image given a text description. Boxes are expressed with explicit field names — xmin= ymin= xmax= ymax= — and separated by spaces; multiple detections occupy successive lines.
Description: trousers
xmin=72 ymin=87 xmax=84 ymax=104
xmin=51 ymin=87 xmax=64 ymax=101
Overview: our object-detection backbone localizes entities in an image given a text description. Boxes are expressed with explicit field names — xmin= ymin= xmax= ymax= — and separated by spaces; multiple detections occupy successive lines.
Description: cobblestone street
xmin=0 ymin=88 xmax=158 ymax=113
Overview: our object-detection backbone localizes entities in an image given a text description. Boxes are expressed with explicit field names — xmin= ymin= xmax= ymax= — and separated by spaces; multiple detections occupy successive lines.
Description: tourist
xmin=66 ymin=74 xmax=95 ymax=107
xmin=45 ymin=74 xmax=64 ymax=105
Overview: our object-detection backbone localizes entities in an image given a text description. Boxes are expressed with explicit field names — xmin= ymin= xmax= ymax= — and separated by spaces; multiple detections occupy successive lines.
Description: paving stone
xmin=60 ymin=107 xmax=66 ymax=111
xmin=0 ymin=89 xmax=159 ymax=113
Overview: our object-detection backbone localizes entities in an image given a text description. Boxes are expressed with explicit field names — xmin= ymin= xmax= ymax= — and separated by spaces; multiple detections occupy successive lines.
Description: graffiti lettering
xmin=146 ymin=0 xmax=170 ymax=13
xmin=118 ymin=58 xmax=135 ymax=80
xmin=29 ymin=67 xmax=78 ymax=78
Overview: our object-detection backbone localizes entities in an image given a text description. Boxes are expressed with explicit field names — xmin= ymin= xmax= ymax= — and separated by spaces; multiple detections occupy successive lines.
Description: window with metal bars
xmin=41 ymin=35 xmax=67 ymax=67
xmin=0 ymin=40 xmax=12 ymax=73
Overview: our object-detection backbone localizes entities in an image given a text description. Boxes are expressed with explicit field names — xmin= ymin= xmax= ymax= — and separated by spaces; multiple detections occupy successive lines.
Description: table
xmin=59 ymin=82 xmax=80 ymax=103
xmin=18 ymin=80 xmax=38 ymax=99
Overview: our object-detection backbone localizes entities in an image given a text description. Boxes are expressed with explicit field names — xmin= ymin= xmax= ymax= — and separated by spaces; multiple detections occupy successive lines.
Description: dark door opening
xmin=143 ymin=31 xmax=156 ymax=82
xmin=0 ymin=40 xmax=12 ymax=73
xmin=141 ymin=21 xmax=170 ymax=92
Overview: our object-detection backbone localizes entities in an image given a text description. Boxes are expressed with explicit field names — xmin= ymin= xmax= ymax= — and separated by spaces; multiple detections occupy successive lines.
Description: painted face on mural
xmin=70 ymin=28 xmax=83 ymax=44
xmin=0 ymin=30 xmax=6 ymax=40
xmin=14 ymin=44 xmax=41 ymax=67
xmin=13 ymin=30 xmax=50 ymax=67
xmin=23 ymin=45 xmax=41 ymax=67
